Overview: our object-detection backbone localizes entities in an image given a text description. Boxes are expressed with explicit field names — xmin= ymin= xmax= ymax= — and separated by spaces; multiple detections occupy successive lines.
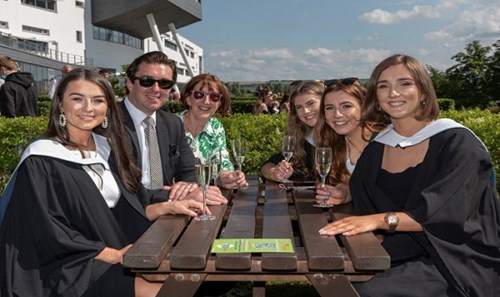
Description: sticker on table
xmin=212 ymin=238 xmax=294 ymax=253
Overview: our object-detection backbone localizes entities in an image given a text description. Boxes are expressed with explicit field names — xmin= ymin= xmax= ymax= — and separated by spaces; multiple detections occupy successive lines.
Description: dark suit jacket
xmin=120 ymin=102 xmax=196 ymax=203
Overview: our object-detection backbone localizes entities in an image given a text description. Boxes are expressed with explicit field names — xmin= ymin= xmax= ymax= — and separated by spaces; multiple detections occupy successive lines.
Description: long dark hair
xmin=46 ymin=68 xmax=141 ymax=192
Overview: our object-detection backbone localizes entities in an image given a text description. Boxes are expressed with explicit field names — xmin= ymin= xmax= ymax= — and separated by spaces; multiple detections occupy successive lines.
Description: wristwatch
xmin=384 ymin=212 xmax=399 ymax=233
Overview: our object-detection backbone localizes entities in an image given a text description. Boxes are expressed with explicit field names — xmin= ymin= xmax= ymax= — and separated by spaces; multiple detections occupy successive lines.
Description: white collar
xmin=20 ymin=133 xmax=111 ymax=169
xmin=124 ymin=97 xmax=157 ymax=125
xmin=374 ymin=118 xmax=464 ymax=148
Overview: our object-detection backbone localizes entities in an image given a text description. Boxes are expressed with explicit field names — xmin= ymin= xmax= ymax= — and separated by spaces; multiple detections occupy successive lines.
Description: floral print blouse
xmin=178 ymin=111 xmax=234 ymax=171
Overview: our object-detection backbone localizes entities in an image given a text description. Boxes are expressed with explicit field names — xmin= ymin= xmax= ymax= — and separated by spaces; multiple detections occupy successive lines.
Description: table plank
xmin=261 ymin=182 xmax=297 ymax=271
xmin=331 ymin=204 xmax=390 ymax=271
xmin=215 ymin=179 xmax=259 ymax=270
xmin=170 ymin=205 xmax=227 ymax=270
xmin=294 ymin=189 xmax=344 ymax=270
xmin=123 ymin=215 xmax=187 ymax=269
xmin=306 ymin=274 xmax=360 ymax=297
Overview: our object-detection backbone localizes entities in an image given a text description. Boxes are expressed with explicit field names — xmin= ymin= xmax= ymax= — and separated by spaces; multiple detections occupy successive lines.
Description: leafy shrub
xmin=437 ymin=98 xmax=455 ymax=111
xmin=164 ymin=101 xmax=185 ymax=113
xmin=0 ymin=117 xmax=48 ymax=190
xmin=220 ymin=113 xmax=288 ymax=174
xmin=1 ymin=110 xmax=498 ymax=193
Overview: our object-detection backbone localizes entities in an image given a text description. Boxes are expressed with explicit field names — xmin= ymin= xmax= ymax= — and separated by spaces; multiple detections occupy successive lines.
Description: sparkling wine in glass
xmin=231 ymin=138 xmax=246 ymax=172
xmin=281 ymin=135 xmax=296 ymax=184
xmin=313 ymin=147 xmax=333 ymax=208
xmin=211 ymin=149 xmax=222 ymax=186
xmin=194 ymin=157 xmax=215 ymax=221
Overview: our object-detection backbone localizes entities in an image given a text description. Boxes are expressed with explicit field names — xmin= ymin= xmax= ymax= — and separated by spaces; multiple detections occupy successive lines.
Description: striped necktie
xmin=144 ymin=116 xmax=163 ymax=189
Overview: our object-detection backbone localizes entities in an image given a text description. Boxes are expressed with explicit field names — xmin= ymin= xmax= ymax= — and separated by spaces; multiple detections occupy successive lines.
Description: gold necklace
xmin=346 ymin=138 xmax=364 ymax=155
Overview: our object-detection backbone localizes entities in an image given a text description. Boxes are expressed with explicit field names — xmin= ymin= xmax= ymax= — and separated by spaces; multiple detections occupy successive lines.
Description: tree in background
xmin=438 ymin=40 xmax=494 ymax=108
xmin=485 ymin=40 xmax=500 ymax=107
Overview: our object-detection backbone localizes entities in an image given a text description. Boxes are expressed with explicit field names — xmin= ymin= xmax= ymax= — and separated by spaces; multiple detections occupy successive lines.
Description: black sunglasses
xmin=132 ymin=76 xmax=175 ymax=89
xmin=191 ymin=90 xmax=223 ymax=102
xmin=324 ymin=77 xmax=359 ymax=87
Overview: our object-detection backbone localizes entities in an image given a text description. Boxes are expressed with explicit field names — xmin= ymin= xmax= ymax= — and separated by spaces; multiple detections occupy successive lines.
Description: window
xmin=0 ymin=21 xmax=8 ymax=29
xmin=22 ymin=25 xmax=50 ymax=36
xmin=76 ymin=31 xmax=82 ymax=43
xmin=165 ymin=40 xmax=177 ymax=51
xmin=93 ymin=26 xmax=143 ymax=50
xmin=75 ymin=1 xmax=84 ymax=8
xmin=17 ymin=38 xmax=48 ymax=53
xmin=21 ymin=0 xmax=57 ymax=12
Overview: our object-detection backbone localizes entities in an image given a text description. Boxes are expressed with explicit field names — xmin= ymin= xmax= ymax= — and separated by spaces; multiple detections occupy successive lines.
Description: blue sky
xmin=178 ymin=0 xmax=500 ymax=82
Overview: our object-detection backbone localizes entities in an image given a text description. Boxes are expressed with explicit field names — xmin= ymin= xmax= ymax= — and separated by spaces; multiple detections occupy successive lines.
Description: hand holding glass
xmin=314 ymin=147 xmax=333 ymax=208
xmin=281 ymin=135 xmax=296 ymax=183
xmin=231 ymin=138 xmax=246 ymax=172
xmin=211 ymin=149 xmax=222 ymax=186
xmin=195 ymin=157 xmax=215 ymax=221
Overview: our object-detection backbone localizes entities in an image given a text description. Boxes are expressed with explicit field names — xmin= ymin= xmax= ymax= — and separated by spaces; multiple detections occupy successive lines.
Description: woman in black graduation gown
xmin=0 ymin=69 xmax=206 ymax=297
xmin=318 ymin=54 xmax=500 ymax=296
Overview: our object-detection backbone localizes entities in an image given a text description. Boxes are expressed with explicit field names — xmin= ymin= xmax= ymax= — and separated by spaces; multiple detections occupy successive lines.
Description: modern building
xmin=0 ymin=0 xmax=203 ymax=95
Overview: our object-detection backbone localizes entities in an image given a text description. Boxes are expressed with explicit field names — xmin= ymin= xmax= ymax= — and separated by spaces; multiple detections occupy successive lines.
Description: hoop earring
xmin=59 ymin=113 xmax=67 ymax=127
xmin=102 ymin=116 xmax=109 ymax=129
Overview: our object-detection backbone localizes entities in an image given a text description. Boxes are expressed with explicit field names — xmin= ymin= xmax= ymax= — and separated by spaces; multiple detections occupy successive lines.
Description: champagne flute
xmin=194 ymin=157 xmax=215 ymax=221
xmin=313 ymin=147 xmax=333 ymax=208
xmin=231 ymin=138 xmax=246 ymax=172
xmin=211 ymin=149 xmax=222 ymax=186
xmin=280 ymin=135 xmax=296 ymax=184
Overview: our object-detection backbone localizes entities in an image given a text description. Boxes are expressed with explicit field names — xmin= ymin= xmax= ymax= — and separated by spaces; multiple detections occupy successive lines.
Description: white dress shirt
xmin=123 ymin=98 xmax=159 ymax=189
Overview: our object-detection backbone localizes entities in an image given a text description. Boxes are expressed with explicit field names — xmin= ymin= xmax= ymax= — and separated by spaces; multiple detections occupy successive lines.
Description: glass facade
xmin=93 ymin=26 xmax=143 ymax=50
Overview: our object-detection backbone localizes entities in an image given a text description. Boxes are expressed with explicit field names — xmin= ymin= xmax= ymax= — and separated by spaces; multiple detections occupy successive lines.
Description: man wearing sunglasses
xmin=120 ymin=51 xmax=228 ymax=206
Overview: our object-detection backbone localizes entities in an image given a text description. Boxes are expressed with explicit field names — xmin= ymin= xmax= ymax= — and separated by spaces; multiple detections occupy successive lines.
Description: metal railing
xmin=0 ymin=33 xmax=93 ymax=66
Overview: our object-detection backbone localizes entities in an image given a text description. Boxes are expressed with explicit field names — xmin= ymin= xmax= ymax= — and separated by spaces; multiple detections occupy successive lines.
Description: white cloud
xmin=424 ymin=7 xmax=500 ymax=44
xmin=359 ymin=2 xmax=456 ymax=24
xmin=204 ymin=47 xmax=392 ymax=81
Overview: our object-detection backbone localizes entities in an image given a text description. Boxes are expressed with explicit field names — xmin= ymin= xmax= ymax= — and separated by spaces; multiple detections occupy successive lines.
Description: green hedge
xmin=1 ymin=110 xmax=498 ymax=193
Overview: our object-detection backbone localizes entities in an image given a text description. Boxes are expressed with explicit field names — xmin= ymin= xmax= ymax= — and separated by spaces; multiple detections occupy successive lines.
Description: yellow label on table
xmin=212 ymin=238 xmax=294 ymax=253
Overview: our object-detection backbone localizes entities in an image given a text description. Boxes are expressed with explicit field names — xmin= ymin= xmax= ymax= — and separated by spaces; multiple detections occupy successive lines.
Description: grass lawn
xmin=265 ymin=282 xmax=320 ymax=297
xmin=231 ymin=281 xmax=320 ymax=297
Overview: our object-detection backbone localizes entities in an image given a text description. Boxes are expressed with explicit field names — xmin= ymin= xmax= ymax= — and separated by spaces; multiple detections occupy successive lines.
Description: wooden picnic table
xmin=124 ymin=177 xmax=390 ymax=297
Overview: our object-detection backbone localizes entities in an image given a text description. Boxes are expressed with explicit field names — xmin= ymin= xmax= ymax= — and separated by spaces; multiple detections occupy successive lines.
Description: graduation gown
xmin=351 ymin=127 xmax=500 ymax=296
xmin=0 ymin=136 xmax=151 ymax=297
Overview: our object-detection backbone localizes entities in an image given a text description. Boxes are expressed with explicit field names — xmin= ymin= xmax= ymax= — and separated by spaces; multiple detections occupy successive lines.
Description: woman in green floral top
xmin=179 ymin=73 xmax=248 ymax=189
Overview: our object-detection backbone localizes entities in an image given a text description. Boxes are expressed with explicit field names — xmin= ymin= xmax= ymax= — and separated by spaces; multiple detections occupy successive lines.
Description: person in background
xmin=319 ymin=54 xmax=500 ymax=296
xmin=260 ymin=80 xmax=325 ymax=181
xmin=120 ymin=51 xmax=227 ymax=205
xmin=48 ymin=64 xmax=73 ymax=99
xmin=98 ymin=69 xmax=110 ymax=80
xmin=253 ymin=86 xmax=279 ymax=114
xmin=0 ymin=56 xmax=38 ymax=117
xmin=278 ymin=93 xmax=290 ymax=113
xmin=0 ymin=68 xmax=206 ymax=297
xmin=313 ymin=78 xmax=386 ymax=206
xmin=178 ymin=73 xmax=248 ymax=189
